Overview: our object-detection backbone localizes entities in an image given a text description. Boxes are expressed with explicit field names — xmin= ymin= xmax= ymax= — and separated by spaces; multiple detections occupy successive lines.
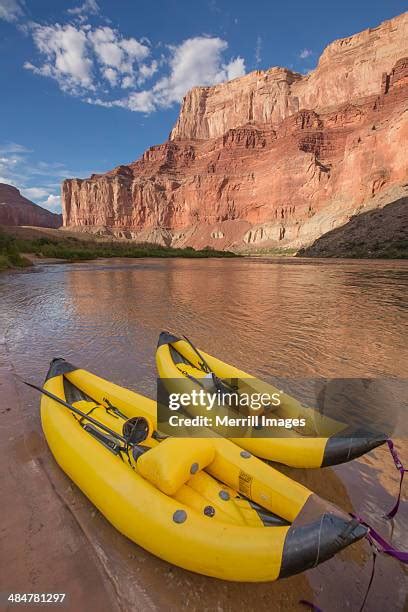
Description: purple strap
xmin=351 ymin=514 xmax=408 ymax=563
xmin=299 ymin=601 xmax=323 ymax=612
xmin=385 ymin=439 xmax=407 ymax=519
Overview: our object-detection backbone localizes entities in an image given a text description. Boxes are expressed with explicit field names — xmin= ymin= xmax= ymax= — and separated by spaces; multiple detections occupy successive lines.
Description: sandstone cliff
xmin=62 ymin=12 xmax=408 ymax=251
xmin=0 ymin=184 xmax=62 ymax=229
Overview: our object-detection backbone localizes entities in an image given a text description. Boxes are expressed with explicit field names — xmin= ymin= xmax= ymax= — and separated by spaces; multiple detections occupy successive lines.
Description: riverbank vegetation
xmin=0 ymin=232 xmax=32 ymax=270
xmin=0 ymin=229 xmax=236 ymax=269
xmin=240 ymin=247 xmax=298 ymax=257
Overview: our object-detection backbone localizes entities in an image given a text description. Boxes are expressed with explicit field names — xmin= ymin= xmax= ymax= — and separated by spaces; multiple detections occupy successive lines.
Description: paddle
xmin=23 ymin=380 xmax=129 ymax=444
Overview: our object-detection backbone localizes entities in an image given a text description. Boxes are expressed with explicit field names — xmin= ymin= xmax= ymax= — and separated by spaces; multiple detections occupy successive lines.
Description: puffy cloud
xmin=225 ymin=57 xmax=245 ymax=80
xmin=299 ymin=48 xmax=313 ymax=59
xmin=23 ymin=13 xmax=245 ymax=114
xmin=67 ymin=0 xmax=99 ymax=17
xmin=121 ymin=75 xmax=135 ymax=89
xmin=21 ymin=189 xmax=61 ymax=213
xmin=103 ymin=67 xmax=118 ymax=86
xmin=40 ymin=193 xmax=61 ymax=212
xmin=122 ymin=90 xmax=156 ymax=112
xmin=136 ymin=60 xmax=158 ymax=84
xmin=0 ymin=0 xmax=24 ymax=22
xmin=25 ymin=23 xmax=93 ymax=92
xmin=153 ymin=37 xmax=236 ymax=106
xmin=88 ymin=26 xmax=149 ymax=74
xmin=25 ymin=22 xmax=151 ymax=96
xmin=95 ymin=36 xmax=245 ymax=113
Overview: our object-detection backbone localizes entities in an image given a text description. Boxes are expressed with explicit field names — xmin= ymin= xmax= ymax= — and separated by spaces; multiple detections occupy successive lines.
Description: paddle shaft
xmin=23 ymin=380 xmax=128 ymax=444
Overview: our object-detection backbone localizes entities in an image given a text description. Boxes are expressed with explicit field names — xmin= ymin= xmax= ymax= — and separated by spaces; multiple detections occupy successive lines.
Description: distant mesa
xmin=61 ymin=12 xmax=408 ymax=254
xmin=0 ymin=183 xmax=62 ymax=229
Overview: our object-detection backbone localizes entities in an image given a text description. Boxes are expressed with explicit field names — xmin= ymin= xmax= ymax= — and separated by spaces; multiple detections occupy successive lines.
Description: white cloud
xmin=67 ymin=0 xmax=99 ymax=17
xmin=151 ymin=36 xmax=245 ymax=108
xmin=299 ymin=48 xmax=313 ymax=59
xmin=136 ymin=60 xmax=158 ymax=84
xmin=154 ymin=37 xmax=226 ymax=105
xmin=255 ymin=35 xmax=262 ymax=65
xmin=0 ymin=175 xmax=16 ymax=185
xmin=21 ymin=186 xmax=50 ymax=200
xmin=88 ymin=26 xmax=149 ymax=75
xmin=0 ymin=0 xmax=24 ymax=22
xmin=0 ymin=142 xmax=32 ymax=154
xmin=121 ymin=75 xmax=134 ymax=89
xmin=26 ymin=23 xmax=94 ymax=92
xmin=103 ymin=67 xmax=117 ymax=86
xmin=225 ymin=57 xmax=245 ymax=80
xmin=22 ymin=8 xmax=245 ymax=115
xmin=121 ymin=90 xmax=156 ymax=112
xmin=0 ymin=141 xmax=93 ymax=214
xmin=98 ymin=36 xmax=245 ymax=113
xmin=40 ymin=193 xmax=61 ymax=212
xmin=25 ymin=22 xmax=151 ymax=96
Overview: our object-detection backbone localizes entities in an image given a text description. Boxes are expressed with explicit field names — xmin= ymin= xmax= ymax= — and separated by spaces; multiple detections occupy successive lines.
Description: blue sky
xmin=1 ymin=0 xmax=407 ymax=213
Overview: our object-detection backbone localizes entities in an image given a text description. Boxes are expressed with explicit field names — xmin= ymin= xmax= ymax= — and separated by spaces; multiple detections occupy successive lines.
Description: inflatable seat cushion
xmin=137 ymin=438 xmax=215 ymax=495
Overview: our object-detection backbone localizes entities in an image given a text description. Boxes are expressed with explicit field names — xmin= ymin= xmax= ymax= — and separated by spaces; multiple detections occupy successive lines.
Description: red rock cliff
xmin=62 ymin=12 xmax=408 ymax=250
xmin=0 ymin=184 xmax=62 ymax=229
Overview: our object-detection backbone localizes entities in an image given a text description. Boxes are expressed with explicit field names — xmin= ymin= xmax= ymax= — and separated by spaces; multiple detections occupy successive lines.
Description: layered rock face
xmin=0 ymin=184 xmax=62 ymax=229
xmin=62 ymin=12 xmax=408 ymax=250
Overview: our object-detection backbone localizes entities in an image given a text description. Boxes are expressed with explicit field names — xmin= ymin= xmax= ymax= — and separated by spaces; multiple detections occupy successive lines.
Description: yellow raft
xmin=39 ymin=358 xmax=367 ymax=582
xmin=156 ymin=332 xmax=387 ymax=468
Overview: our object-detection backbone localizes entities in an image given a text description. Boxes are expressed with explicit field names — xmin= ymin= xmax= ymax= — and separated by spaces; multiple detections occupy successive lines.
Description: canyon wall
xmin=0 ymin=184 xmax=62 ymax=229
xmin=170 ymin=13 xmax=408 ymax=140
xmin=62 ymin=12 xmax=408 ymax=251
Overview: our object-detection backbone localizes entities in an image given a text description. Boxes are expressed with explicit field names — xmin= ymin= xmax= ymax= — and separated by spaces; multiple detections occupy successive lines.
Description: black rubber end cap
xmin=279 ymin=514 xmax=367 ymax=579
xmin=44 ymin=358 xmax=77 ymax=382
xmin=322 ymin=431 xmax=387 ymax=467
xmin=157 ymin=331 xmax=181 ymax=347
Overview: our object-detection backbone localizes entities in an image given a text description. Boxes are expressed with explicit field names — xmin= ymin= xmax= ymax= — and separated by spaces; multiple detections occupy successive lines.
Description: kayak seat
xmin=137 ymin=438 xmax=215 ymax=495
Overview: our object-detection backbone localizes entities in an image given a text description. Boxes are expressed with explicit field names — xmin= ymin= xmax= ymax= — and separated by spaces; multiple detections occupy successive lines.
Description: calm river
xmin=0 ymin=257 xmax=407 ymax=611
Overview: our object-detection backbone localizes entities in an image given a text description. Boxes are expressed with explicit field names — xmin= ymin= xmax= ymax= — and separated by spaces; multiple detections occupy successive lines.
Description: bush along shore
xmin=0 ymin=231 xmax=32 ymax=270
xmin=0 ymin=230 xmax=237 ymax=270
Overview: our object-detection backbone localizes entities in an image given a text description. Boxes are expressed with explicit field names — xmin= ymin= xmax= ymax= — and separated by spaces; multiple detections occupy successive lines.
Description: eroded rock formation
xmin=0 ymin=184 xmax=62 ymax=229
xmin=62 ymin=12 xmax=408 ymax=250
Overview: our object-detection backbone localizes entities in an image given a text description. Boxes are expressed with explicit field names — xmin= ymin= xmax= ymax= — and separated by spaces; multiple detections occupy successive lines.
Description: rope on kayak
xmin=350 ymin=513 xmax=408 ymax=611
xmin=304 ymin=513 xmax=408 ymax=612
xmin=385 ymin=439 xmax=406 ymax=519
xmin=351 ymin=513 xmax=408 ymax=563
xmin=103 ymin=397 xmax=128 ymax=420
xmin=182 ymin=335 xmax=212 ymax=374
xmin=358 ymin=547 xmax=377 ymax=612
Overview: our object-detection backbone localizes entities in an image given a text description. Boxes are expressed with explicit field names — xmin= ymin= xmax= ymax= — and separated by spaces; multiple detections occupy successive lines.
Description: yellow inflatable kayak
xmin=156 ymin=332 xmax=387 ymax=468
xmin=36 ymin=358 xmax=367 ymax=582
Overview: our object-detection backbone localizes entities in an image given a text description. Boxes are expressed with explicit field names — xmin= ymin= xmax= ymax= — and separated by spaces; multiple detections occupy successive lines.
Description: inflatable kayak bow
xmin=34 ymin=357 xmax=367 ymax=582
xmin=156 ymin=332 xmax=387 ymax=468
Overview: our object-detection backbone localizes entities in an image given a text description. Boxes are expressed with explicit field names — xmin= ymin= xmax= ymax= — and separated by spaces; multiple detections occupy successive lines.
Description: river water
xmin=0 ymin=257 xmax=407 ymax=611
